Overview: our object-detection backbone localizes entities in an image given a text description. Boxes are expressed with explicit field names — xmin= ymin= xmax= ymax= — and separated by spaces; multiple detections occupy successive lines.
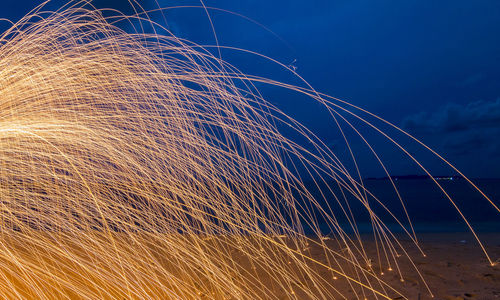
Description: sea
xmin=302 ymin=178 xmax=500 ymax=235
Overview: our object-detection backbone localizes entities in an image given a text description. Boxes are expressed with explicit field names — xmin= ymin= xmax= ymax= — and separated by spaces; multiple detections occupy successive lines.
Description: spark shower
xmin=0 ymin=1 xmax=497 ymax=299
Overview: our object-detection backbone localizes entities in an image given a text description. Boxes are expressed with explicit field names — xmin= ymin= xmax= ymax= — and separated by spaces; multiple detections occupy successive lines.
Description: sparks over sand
xmin=0 ymin=1 xmax=498 ymax=299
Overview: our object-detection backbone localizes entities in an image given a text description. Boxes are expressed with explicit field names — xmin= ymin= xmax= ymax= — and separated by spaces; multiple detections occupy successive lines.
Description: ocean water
xmin=302 ymin=178 xmax=500 ymax=234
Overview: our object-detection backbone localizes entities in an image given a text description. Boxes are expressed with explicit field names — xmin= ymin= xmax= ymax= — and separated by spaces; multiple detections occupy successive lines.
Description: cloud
xmin=402 ymin=99 xmax=500 ymax=156
xmin=459 ymin=72 xmax=484 ymax=86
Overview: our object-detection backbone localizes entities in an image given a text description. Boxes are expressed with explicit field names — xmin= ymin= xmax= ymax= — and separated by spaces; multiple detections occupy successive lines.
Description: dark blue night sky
xmin=2 ymin=0 xmax=500 ymax=178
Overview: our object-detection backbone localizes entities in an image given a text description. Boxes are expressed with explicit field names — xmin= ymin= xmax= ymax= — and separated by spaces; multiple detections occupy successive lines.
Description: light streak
xmin=0 ymin=1 xmax=496 ymax=299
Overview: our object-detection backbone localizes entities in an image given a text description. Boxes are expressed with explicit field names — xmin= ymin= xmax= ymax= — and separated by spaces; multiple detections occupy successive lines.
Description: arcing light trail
xmin=0 ymin=1 xmax=497 ymax=299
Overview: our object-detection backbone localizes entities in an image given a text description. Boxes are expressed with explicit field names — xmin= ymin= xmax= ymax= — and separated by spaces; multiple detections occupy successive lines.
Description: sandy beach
xmin=1 ymin=231 xmax=499 ymax=299
xmin=337 ymin=232 xmax=500 ymax=300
